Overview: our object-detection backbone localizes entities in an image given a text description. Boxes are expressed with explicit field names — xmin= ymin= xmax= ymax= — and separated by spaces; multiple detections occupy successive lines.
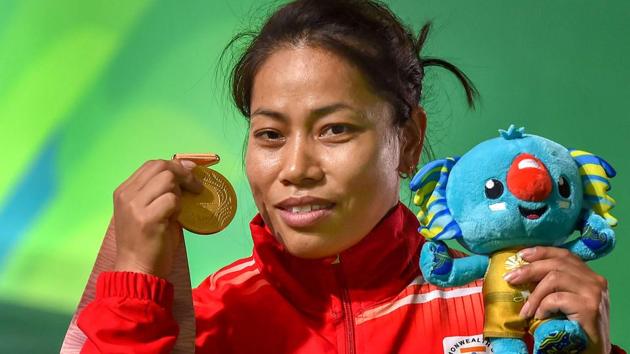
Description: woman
xmin=75 ymin=0 xmax=621 ymax=353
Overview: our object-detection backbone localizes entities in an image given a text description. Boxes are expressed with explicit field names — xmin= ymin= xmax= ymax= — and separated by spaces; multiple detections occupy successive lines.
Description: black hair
xmin=219 ymin=0 xmax=478 ymax=174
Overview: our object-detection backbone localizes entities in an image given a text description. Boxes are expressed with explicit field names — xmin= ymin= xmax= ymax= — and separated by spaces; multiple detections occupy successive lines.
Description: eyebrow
xmin=250 ymin=102 xmax=358 ymax=122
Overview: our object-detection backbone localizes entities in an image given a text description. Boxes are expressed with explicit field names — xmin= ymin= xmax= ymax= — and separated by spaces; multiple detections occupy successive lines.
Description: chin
xmin=282 ymin=235 xmax=337 ymax=259
xmin=268 ymin=207 xmax=367 ymax=259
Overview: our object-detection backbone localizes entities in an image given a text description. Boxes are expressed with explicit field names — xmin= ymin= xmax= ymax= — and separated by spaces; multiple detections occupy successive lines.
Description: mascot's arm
xmin=561 ymin=211 xmax=616 ymax=261
xmin=420 ymin=240 xmax=489 ymax=287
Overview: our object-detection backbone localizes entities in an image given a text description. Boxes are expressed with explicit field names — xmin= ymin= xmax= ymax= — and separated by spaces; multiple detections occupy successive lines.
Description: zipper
xmin=334 ymin=254 xmax=356 ymax=354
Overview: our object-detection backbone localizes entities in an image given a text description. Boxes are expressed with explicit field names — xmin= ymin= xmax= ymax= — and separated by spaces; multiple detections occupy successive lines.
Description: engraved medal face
xmin=177 ymin=166 xmax=237 ymax=235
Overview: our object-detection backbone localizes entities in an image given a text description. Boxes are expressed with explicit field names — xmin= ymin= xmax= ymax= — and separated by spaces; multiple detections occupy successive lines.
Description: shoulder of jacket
xmin=192 ymin=255 xmax=267 ymax=301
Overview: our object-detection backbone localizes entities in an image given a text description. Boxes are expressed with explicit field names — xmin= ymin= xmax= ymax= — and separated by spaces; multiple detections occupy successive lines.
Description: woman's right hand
xmin=112 ymin=159 xmax=204 ymax=278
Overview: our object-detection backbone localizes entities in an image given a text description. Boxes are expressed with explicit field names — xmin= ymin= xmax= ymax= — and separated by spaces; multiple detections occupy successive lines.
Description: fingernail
xmin=180 ymin=159 xmax=196 ymax=170
xmin=503 ymin=270 xmax=519 ymax=282
xmin=519 ymin=301 xmax=531 ymax=318
xmin=518 ymin=247 xmax=535 ymax=260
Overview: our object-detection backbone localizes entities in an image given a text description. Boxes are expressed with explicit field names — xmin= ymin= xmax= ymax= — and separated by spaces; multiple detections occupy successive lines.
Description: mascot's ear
xmin=569 ymin=149 xmax=617 ymax=227
xmin=410 ymin=157 xmax=463 ymax=240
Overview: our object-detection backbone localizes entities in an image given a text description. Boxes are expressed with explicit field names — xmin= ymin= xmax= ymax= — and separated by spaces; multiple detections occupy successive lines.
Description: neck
xmin=248 ymin=201 xmax=423 ymax=315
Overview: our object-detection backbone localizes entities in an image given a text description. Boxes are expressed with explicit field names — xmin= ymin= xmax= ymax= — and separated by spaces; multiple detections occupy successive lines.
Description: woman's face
xmin=246 ymin=45 xmax=412 ymax=259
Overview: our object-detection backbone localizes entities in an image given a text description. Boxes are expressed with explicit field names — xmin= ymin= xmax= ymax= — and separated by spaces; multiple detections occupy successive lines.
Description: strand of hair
xmin=422 ymin=57 xmax=479 ymax=109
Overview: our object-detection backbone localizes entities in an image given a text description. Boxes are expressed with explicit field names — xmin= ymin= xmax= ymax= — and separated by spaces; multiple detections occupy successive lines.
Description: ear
xmin=569 ymin=149 xmax=617 ymax=227
xmin=410 ymin=157 xmax=463 ymax=240
xmin=398 ymin=105 xmax=427 ymax=176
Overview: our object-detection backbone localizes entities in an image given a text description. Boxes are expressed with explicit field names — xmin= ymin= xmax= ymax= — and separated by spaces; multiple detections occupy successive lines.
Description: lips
xmin=275 ymin=196 xmax=335 ymax=211
xmin=274 ymin=196 xmax=336 ymax=228
xmin=518 ymin=205 xmax=548 ymax=220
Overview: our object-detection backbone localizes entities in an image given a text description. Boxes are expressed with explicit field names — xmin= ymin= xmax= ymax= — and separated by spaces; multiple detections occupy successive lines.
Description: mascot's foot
xmin=534 ymin=319 xmax=587 ymax=354
xmin=488 ymin=337 xmax=528 ymax=354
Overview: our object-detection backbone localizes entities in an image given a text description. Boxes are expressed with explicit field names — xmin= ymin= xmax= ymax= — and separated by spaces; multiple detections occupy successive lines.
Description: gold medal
xmin=173 ymin=153 xmax=237 ymax=235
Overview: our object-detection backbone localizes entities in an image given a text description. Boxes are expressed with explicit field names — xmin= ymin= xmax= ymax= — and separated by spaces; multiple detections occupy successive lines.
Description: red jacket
xmin=76 ymin=202 xmax=624 ymax=354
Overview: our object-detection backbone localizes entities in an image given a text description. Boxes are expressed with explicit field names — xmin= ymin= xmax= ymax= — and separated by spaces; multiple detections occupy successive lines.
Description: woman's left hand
xmin=505 ymin=246 xmax=611 ymax=354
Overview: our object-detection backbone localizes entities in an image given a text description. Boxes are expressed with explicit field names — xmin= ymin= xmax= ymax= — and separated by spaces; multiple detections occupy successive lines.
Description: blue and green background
xmin=1 ymin=0 xmax=628 ymax=352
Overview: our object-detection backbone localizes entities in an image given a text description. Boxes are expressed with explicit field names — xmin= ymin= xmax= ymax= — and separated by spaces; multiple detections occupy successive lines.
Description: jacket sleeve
xmin=612 ymin=345 xmax=627 ymax=354
xmin=76 ymin=271 xmax=179 ymax=354
xmin=191 ymin=275 xmax=227 ymax=352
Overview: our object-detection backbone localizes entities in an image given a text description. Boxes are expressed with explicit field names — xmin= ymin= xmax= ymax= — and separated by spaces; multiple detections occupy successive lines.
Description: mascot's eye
xmin=557 ymin=176 xmax=571 ymax=198
xmin=484 ymin=179 xmax=504 ymax=199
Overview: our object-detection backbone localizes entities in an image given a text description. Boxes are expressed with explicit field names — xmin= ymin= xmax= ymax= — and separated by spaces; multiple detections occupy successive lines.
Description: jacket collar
xmin=249 ymin=201 xmax=423 ymax=316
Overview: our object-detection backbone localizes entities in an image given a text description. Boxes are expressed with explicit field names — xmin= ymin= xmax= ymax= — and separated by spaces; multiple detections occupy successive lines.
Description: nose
xmin=506 ymin=153 xmax=552 ymax=202
xmin=278 ymin=135 xmax=324 ymax=186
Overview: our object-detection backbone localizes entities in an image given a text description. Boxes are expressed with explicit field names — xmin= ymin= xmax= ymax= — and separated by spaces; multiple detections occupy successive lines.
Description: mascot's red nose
xmin=507 ymin=153 xmax=552 ymax=201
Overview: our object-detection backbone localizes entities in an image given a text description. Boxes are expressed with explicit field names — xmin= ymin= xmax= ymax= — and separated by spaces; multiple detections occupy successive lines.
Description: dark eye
xmin=557 ymin=176 xmax=571 ymax=198
xmin=256 ymin=130 xmax=282 ymax=140
xmin=484 ymin=179 xmax=504 ymax=199
xmin=321 ymin=124 xmax=350 ymax=137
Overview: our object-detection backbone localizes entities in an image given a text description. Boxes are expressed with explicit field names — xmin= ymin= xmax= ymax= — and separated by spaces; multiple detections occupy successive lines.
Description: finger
xmin=518 ymin=246 xmax=579 ymax=263
xmin=135 ymin=170 xmax=183 ymax=207
xmin=145 ymin=192 xmax=181 ymax=222
xmin=536 ymin=291 xmax=604 ymax=351
xmin=135 ymin=159 xmax=202 ymax=194
xmin=533 ymin=291 xmax=583 ymax=320
xmin=170 ymin=159 xmax=204 ymax=193
xmin=122 ymin=160 xmax=172 ymax=192
xmin=519 ymin=269 xmax=595 ymax=318
xmin=505 ymin=257 xmax=594 ymax=285
xmin=115 ymin=160 xmax=161 ymax=196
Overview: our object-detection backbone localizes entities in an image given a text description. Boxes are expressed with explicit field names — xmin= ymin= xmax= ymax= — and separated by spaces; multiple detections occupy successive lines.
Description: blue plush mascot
xmin=411 ymin=125 xmax=617 ymax=354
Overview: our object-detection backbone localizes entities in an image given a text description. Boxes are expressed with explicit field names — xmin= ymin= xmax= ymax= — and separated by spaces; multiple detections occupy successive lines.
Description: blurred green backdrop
xmin=0 ymin=0 xmax=628 ymax=352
